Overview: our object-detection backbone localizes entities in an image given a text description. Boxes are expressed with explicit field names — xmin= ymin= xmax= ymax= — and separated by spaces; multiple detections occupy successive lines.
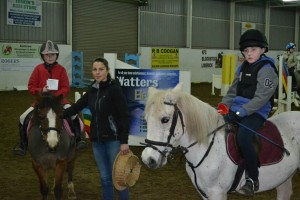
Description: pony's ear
xmin=173 ymin=82 xmax=183 ymax=93
xmin=164 ymin=83 xmax=183 ymax=104
xmin=147 ymin=87 xmax=157 ymax=98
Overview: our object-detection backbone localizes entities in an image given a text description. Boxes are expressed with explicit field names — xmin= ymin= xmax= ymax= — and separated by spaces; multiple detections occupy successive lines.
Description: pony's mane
xmin=145 ymin=89 xmax=223 ymax=144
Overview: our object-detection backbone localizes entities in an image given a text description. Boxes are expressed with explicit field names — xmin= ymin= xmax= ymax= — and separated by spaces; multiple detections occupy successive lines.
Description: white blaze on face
xmin=46 ymin=109 xmax=59 ymax=148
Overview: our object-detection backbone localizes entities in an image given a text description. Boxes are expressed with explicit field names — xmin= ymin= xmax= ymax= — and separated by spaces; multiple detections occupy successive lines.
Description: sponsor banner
xmin=0 ymin=43 xmax=41 ymax=71
xmin=115 ymin=68 xmax=179 ymax=136
xmin=151 ymin=48 xmax=179 ymax=69
xmin=7 ymin=0 xmax=42 ymax=27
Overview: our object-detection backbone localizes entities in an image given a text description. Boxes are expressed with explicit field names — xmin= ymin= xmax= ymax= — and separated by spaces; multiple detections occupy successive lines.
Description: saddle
xmin=226 ymin=120 xmax=284 ymax=166
xmin=226 ymin=120 xmax=284 ymax=192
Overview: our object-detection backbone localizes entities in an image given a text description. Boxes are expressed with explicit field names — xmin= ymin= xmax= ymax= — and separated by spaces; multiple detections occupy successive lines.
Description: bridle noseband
xmin=40 ymin=127 xmax=61 ymax=140
xmin=141 ymin=101 xmax=185 ymax=158
xmin=36 ymin=108 xmax=62 ymax=141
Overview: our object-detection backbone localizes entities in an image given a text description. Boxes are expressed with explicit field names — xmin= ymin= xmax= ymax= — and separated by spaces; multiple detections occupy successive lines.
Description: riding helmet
xmin=286 ymin=42 xmax=296 ymax=50
xmin=239 ymin=29 xmax=268 ymax=52
xmin=40 ymin=40 xmax=59 ymax=58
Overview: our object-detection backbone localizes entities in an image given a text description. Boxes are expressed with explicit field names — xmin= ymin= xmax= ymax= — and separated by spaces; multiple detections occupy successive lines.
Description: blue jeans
xmin=236 ymin=113 xmax=265 ymax=181
xmin=92 ymin=141 xmax=129 ymax=200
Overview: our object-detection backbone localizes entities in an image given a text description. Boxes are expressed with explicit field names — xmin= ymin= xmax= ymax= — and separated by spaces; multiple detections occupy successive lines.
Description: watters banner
xmin=115 ymin=69 xmax=179 ymax=136
xmin=0 ymin=43 xmax=41 ymax=71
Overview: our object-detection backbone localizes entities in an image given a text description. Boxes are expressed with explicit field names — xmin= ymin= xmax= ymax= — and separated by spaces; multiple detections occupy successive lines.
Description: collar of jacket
xmin=92 ymin=77 xmax=113 ymax=89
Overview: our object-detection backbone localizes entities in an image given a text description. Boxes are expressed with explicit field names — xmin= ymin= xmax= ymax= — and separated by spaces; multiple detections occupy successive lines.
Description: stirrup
xmin=238 ymin=178 xmax=259 ymax=196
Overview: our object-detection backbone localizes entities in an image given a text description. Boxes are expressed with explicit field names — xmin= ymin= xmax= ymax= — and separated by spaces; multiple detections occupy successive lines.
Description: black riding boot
xmin=13 ymin=123 xmax=27 ymax=156
xmin=72 ymin=117 xmax=87 ymax=150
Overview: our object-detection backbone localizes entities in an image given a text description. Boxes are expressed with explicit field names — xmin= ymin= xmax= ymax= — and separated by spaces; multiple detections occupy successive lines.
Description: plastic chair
xmin=125 ymin=53 xmax=139 ymax=67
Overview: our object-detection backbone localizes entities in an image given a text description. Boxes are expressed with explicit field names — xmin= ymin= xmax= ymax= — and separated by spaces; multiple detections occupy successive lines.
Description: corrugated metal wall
xmin=0 ymin=0 xmax=67 ymax=44
xmin=139 ymin=0 xmax=186 ymax=47
xmin=1 ymin=0 xmax=299 ymax=58
xmin=72 ymin=0 xmax=138 ymax=79
xmin=140 ymin=0 xmax=299 ymax=51
xmin=192 ymin=0 xmax=230 ymax=49
xmin=270 ymin=7 xmax=296 ymax=50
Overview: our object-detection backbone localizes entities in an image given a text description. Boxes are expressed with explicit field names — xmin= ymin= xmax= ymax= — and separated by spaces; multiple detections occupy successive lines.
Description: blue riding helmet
xmin=286 ymin=42 xmax=296 ymax=50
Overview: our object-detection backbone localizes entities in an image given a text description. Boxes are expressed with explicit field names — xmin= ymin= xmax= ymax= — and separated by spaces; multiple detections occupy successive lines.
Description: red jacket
xmin=28 ymin=63 xmax=70 ymax=104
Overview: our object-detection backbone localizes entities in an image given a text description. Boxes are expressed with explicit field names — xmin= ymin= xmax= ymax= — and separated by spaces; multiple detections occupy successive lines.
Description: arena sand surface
xmin=1 ymin=83 xmax=300 ymax=200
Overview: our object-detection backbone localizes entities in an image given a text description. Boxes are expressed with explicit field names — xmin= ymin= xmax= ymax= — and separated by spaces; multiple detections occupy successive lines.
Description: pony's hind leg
xmin=276 ymin=177 xmax=293 ymax=200
xmin=32 ymin=160 xmax=49 ymax=200
xmin=54 ymin=159 xmax=67 ymax=200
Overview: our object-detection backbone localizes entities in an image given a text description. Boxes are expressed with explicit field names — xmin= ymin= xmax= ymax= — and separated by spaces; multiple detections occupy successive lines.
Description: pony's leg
xmin=276 ymin=177 xmax=293 ymax=200
xmin=32 ymin=160 xmax=49 ymax=200
xmin=54 ymin=159 xmax=67 ymax=200
xmin=207 ymin=190 xmax=227 ymax=200
xmin=67 ymin=159 xmax=77 ymax=200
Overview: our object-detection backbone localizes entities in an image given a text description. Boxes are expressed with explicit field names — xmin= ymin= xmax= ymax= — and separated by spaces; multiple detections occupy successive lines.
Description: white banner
xmin=0 ymin=43 xmax=41 ymax=71
xmin=0 ymin=58 xmax=41 ymax=71
xmin=7 ymin=0 xmax=42 ymax=27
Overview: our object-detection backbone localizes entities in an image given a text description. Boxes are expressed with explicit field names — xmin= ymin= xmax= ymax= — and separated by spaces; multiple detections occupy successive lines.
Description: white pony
xmin=141 ymin=83 xmax=300 ymax=200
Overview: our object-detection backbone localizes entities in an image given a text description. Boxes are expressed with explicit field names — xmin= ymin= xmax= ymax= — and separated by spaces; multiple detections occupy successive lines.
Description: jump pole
xmin=273 ymin=55 xmax=292 ymax=115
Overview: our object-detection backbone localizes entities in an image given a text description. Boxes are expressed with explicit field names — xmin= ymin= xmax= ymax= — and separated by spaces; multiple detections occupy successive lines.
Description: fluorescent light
xmin=283 ymin=0 xmax=300 ymax=2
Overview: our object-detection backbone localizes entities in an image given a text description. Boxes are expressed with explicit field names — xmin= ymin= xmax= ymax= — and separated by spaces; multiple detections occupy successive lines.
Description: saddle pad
xmin=226 ymin=120 xmax=284 ymax=166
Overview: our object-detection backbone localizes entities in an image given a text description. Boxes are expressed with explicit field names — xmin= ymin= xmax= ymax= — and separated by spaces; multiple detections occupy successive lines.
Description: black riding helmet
xmin=40 ymin=40 xmax=59 ymax=60
xmin=239 ymin=29 xmax=268 ymax=53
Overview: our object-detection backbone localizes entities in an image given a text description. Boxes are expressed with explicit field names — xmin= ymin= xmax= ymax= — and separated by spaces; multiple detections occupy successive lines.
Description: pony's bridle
xmin=141 ymin=101 xmax=185 ymax=158
xmin=40 ymin=127 xmax=61 ymax=139
xmin=36 ymin=109 xmax=62 ymax=140
xmin=141 ymin=101 xmax=227 ymax=198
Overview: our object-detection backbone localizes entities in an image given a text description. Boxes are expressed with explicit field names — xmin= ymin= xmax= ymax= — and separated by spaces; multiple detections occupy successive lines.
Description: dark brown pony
xmin=28 ymin=93 xmax=77 ymax=200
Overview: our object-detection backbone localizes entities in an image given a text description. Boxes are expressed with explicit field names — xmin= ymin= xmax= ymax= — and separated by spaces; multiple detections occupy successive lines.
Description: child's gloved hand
xmin=224 ymin=112 xmax=240 ymax=123
xmin=217 ymin=103 xmax=229 ymax=115
xmin=236 ymin=108 xmax=248 ymax=118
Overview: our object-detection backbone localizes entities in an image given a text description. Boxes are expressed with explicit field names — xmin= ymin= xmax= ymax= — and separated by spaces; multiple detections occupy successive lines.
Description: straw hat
xmin=112 ymin=149 xmax=141 ymax=191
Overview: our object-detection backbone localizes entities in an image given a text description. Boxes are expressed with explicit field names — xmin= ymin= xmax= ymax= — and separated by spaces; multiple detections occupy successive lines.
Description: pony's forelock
xmin=145 ymin=89 xmax=169 ymax=120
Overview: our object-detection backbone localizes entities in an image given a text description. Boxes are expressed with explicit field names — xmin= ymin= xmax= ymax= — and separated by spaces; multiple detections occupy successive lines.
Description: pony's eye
xmin=161 ymin=117 xmax=169 ymax=123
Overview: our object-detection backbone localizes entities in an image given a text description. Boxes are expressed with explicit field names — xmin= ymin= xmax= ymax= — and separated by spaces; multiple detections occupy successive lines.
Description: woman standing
xmin=63 ymin=57 xmax=130 ymax=200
